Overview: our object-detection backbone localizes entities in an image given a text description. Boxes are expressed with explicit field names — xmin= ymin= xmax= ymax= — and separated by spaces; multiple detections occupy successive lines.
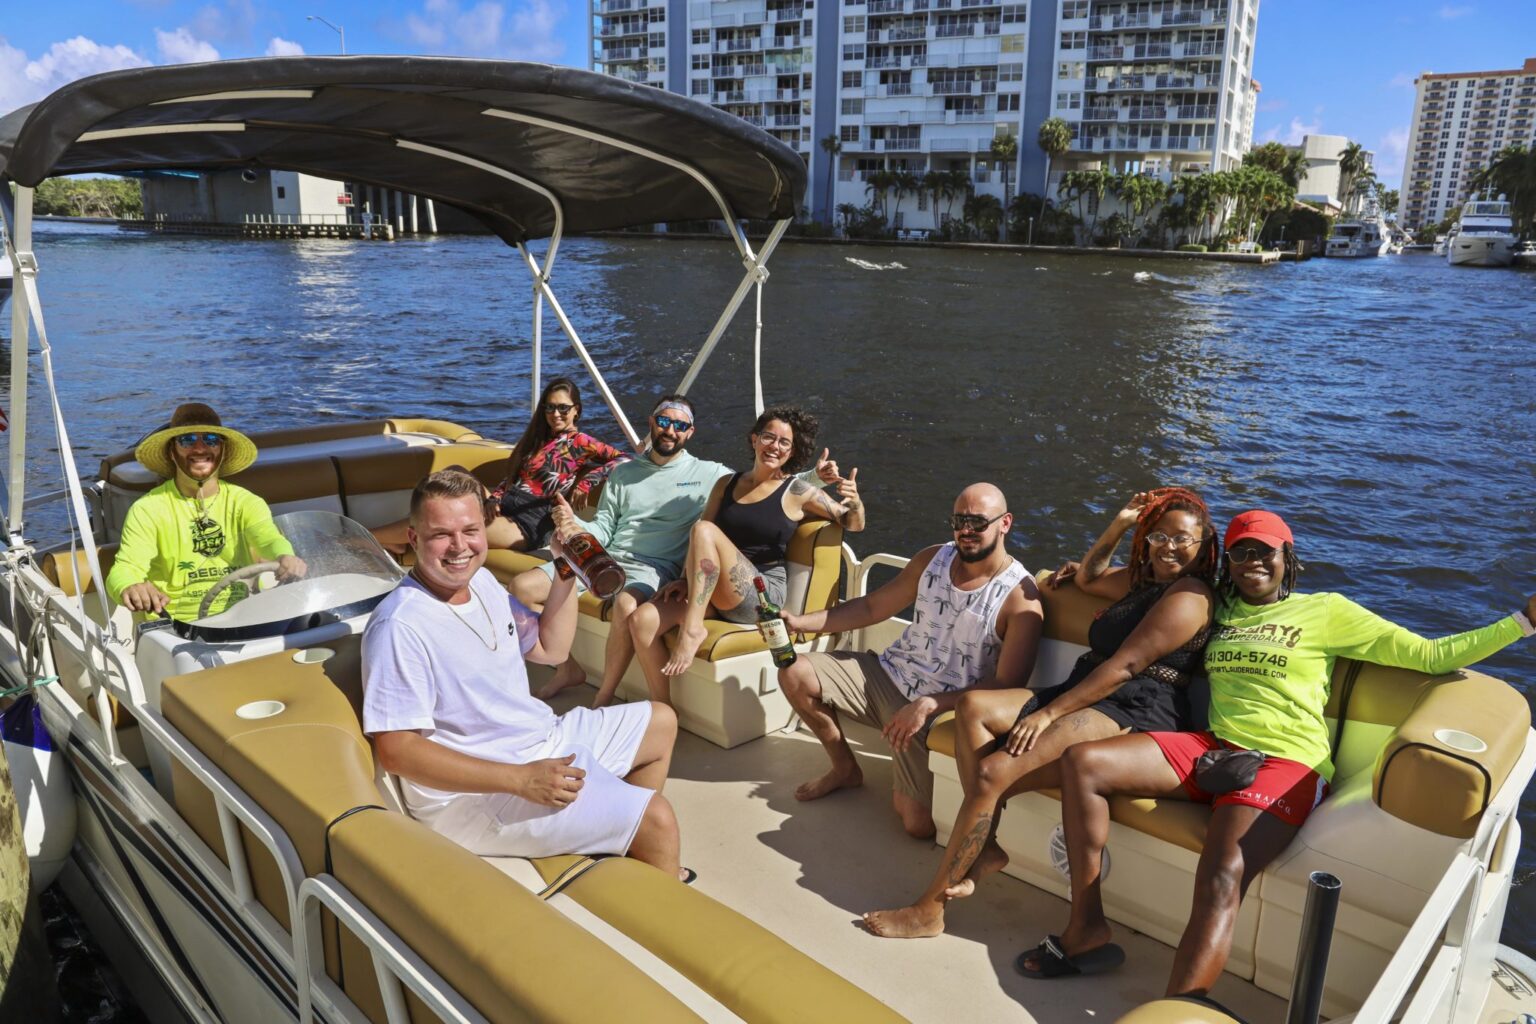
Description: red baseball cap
xmin=1223 ymin=510 xmax=1293 ymax=550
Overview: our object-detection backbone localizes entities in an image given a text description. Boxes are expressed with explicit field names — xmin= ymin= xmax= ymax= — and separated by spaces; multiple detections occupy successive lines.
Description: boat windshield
xmin=171 ymin=511 xmax=403 ymax=642
xmin=1334 ymin=225 xmax=1360 ymax=237
xmin=1467 ymin=202 xmax=1511 ymax=216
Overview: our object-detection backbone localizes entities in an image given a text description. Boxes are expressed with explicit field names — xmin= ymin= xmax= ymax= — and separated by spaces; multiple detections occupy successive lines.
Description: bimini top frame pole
xmin=1 ymin=186 xmax=30 ymax=547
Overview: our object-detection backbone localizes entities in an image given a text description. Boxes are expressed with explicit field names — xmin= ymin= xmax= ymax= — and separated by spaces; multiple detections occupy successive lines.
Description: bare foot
xmin=536 ymin=660 xmax=587 ymax=700
xmin=862 ymin=904 xmax=945 ymax=939
xmin=942 ymin=840 xmax=1009 ymax=901
xmin=794 ymin=763 xmax=863 ymax=801
xmin=661 ymin=622 xmax=709 ymax=677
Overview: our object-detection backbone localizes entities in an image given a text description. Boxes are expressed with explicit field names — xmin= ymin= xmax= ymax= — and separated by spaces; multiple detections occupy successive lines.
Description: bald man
xmin=778 ymin=484 xmax=1044 ymax=837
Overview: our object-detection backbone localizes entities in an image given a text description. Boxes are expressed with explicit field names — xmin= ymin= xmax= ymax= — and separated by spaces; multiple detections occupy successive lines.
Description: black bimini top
xmin=0 ymin=57 xmax=806 ymax=243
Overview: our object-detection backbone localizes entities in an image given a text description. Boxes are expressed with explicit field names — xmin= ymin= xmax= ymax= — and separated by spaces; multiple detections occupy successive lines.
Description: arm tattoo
xmin=946 ymin=813 xmax=994 ymax=886
xmin=788 ymin=477 xmax=815 ymax=497
xmin=694 ymin=558 xmax=719 ymax=606
xmin=811 ymin=489 xmax=848 ymax=524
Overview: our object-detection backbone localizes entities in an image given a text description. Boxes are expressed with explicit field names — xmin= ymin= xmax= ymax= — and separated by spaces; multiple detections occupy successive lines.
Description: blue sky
xmin=3 ymin=1 xmax=1534 ymax=187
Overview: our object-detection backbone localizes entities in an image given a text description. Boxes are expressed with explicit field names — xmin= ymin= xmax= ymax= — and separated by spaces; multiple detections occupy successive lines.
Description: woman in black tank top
xmin=863 ymin=488 xmax=1217 ymax=940
xmin=628 ymin=406 xmax=867 ymax=704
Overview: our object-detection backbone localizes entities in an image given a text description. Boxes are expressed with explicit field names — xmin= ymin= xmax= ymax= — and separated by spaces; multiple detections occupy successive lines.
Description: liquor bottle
xmin=754 ymin=576 xmax=797 ymax=668
xmin=554 ymin=529 xmax=627 ymax=601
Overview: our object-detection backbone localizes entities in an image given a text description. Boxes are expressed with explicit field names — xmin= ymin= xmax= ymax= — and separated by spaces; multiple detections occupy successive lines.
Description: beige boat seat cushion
xmin=328 ymin=811 xmax=702 ymax=1024
xmin=1115 ymin=997 xmax=1243 ymax=1023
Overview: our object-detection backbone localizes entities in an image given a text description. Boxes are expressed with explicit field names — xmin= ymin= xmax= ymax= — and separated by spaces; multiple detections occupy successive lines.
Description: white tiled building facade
xmin=591 ymin=0 xmax=1260 ymax=229
xmin=1400 ymin=57 xmax=1536 ymax=233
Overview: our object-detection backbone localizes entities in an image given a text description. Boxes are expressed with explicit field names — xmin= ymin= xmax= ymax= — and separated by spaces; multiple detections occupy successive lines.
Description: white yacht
xmin=1447 ymin=197 xmax=1517 ymax=267
xmin=3 ymin=57 xmax=1536 ymax=1024
xmin=1512 ymin=240 xmax=1536 ymax=268
xmin=1324 ymin=216 xmax=1391 ymax=258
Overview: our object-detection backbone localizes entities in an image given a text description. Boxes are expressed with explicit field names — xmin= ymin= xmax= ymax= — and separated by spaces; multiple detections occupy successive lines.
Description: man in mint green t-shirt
xmin=512 ymin=394 xmax=836 ymax=708
xmin=105 ymin=403 xmax=305 ymax=622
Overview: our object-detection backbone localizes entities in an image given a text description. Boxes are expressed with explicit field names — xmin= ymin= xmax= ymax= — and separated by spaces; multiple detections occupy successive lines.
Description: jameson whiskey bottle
xmin=554 ymin=529 xmax=627 ymax=601
xmin=754 ymin=576 xmax=797 ymax=668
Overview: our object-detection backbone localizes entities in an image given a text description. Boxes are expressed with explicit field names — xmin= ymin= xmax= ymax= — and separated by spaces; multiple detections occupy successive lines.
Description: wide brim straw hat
xmin=134 ymin=402 xmax=259 ymax=479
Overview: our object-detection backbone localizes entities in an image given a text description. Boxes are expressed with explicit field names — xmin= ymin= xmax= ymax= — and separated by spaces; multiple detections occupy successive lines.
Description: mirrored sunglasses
xmin=173 ymin=432 xmax=224 ymax=449
xmin=655 ymin=415 xmax=693 ymax=432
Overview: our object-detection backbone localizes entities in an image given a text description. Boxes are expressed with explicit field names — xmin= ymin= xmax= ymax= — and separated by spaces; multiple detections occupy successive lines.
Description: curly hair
xmin=1217 ymin=541 xmax=1304 ymax=599
xmin=749 ymin=405 xmax=819 ymax=474
xmin=1126 ymin=486 xmax=1218 ymax=591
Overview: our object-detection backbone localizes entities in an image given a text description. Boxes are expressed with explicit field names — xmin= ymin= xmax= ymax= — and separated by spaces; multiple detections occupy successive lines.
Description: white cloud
xmin=1283 ymin=116 xmax=1321 ymax=145
xmin=0 ymin=35 xmax=149 ymax=111
xmin=1387 ymin=72 xmax=1414 ymax=90
xmin=1258 ymin=98 xmax=1287 ymax=113
xmin=400 ymin=0 xmax=566 ymax=63
xmin=1258 ymin=124 xmax=1280 ymax=144
xmin=156 ymin=27 xmax=221 ymax=64
xmin=1376 ymin=126 xmax=1409 ymax=181
xmin=191 ymin=0 xmax=258 ymax=45
xmin=1438 ymin=5 xmax=1473 ymax=18
xmin=265 ymin=37 xmax=305 ymax=57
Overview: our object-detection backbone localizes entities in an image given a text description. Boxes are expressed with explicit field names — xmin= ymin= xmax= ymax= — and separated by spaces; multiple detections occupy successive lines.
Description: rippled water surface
xmin=8 ymin=222 xmax=1536 ymax=971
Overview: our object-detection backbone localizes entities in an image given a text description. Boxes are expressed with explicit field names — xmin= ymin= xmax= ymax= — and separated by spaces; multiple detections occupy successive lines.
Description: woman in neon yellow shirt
xmin=1017 ymin=509 xmax=1535 ymax=985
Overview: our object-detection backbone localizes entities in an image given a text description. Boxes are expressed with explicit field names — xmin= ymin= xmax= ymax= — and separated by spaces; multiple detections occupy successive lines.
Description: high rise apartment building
xmin=1400 ymin=58 xmax=1536 ymax=233
xmin=591 ymin=0 xmax=1260 ymax=231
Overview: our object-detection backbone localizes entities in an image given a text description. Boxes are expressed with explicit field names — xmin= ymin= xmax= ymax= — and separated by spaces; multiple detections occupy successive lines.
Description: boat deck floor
xmin=545 ymin=685 xmax=1286 ymax=1023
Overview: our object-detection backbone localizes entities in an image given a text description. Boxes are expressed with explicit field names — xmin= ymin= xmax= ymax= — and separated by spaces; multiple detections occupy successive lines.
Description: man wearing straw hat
xmin=105 ymin=402 xmax=306 ymax=621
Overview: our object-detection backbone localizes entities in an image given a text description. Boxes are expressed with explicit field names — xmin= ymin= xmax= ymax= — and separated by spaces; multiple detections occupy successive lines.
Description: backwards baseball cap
xmin=1223 ymin=509 xmax=1293 ymax=550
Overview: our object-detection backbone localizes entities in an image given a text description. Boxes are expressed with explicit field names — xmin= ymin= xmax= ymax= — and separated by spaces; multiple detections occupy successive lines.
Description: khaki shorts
xmin=801 ymin=650 xmax=932 ymax=804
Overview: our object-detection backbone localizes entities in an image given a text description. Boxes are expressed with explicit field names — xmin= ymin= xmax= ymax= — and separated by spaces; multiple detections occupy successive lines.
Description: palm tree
xmin=963 ymin=192 xmax=1004 ymax=241
xmin=990 ymin=131 xmax=1020 ymax=233
xmin=1337 ymin=141 xmax=1368 ymax=216
xmin=1056 ymin=169 xmax=1087 ymax=242
xmin=890 ymin=169 xmax=921 ymax=231
xmin=946 ymin=169 xmax=971 ymax=222
xmin=818 ymin=134 xmax=842 ymax=226
xmin=1037 ymin=116 xmax=1072 ymax=198
xmin=864 ymin=169 xmax=896 ymax=219
xmin=835 ymin=203 xmax=859 ymax=233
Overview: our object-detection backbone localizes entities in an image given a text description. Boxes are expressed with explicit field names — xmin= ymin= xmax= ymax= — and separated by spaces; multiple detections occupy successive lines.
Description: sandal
xmin=1015 ymin=935 xmax=1125 ymax=979
xmin=679 ymin=867 xmax=698 ymax=885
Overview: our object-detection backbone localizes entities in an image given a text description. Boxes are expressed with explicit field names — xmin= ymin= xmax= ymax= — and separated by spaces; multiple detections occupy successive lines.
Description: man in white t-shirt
xmin=362 ymin=468 xmax=686 ymax=878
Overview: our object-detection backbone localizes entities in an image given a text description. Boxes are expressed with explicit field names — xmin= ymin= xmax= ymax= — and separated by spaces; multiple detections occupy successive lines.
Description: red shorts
xmin=1147 ymin=731 xmax=1328 ymax=828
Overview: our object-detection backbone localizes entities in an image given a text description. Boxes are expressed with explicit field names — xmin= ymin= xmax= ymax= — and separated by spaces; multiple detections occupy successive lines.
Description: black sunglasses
xmin=544 ymin=402 xmax=577 ymax=415
xmin=948 ymin=511 xmax=1007 ymax=534
xmin=173 ymin=432 xmax=223 ymax=449
xmin=1225 ymin=543 xmax=1278 ymax=564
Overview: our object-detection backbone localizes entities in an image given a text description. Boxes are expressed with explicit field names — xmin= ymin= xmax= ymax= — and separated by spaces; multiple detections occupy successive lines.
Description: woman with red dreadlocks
xmin=863 ymin=487 xmax=1217 ymax=940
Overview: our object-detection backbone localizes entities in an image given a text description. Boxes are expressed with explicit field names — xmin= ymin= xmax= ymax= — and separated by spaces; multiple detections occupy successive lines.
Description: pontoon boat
xmin=2 ymin=57 xmax=1534 ymax=1024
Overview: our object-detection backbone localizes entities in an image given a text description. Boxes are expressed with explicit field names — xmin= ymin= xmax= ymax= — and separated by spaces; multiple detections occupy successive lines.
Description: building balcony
xmin=597 ymin=23 xmax=647 ymax=37
xmin=1132 ymin=43 xmax=1173 ymax=59
xmin=713 ymin=62 xmax=768 ymax=77
xmin=1172 ymin=104 xmax=1215 ymax=119
xmin=1083 ymin=107 xmax=1120 ymax=120
xmin=868 ymin=0 xmax=907 ymax=12
xmin=716 ymin=37 xmax=763 ymax=53
xmin=868 ymin=137 xmax=924 ymax=151
xmin=928 ymin=137 xmax=975 ymax=151
xmin=739 ymin=114 xmax=767 ymax=127
xmin=1163 ymin=9 xmax=1205 ymax=25
xmin=1177 ymin=42 xmax=1222 ymax=57
xmin=1112 ymin=12 xmax=1153 ymax=27
xmin=766 ymin=34 xmax=804 ymax=48
xmin=598 ymin=0 xmax=638 ymax=11
xmin=1127 ymin=106 xmax=1169 ymax=120
xmin=867 ymin=81 xmax=922 ymax=96
xmin=598 ymin=46 xmax=644 ymax=60
xmin=932 ymin=80 xmax=996 ymax=95
xmin=772 ymin=6 xmax=805 ymax=20
xmin=958 ymin=0 xmax=1001 ymax=7
xmin=1088 ymin=46 xmax=1122 ymax=61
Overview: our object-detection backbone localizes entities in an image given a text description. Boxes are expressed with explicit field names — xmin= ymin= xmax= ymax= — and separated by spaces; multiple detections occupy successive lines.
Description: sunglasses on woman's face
xmin=544 ymin=403 xmax=576 ymax=415
xmin=1225 ymin=543 xmax=1278 ymax=564
xmin=173 ymin=432 xmax=223 ymax=449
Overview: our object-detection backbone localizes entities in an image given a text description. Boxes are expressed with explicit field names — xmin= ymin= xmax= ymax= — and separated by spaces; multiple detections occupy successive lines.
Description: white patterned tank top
xmin=879 ymin=543 xmax=1032 ymax=700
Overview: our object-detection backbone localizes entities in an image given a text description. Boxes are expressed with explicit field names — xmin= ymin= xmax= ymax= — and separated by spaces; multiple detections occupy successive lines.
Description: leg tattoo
xmin=728 ymin=553 xmax=759 ymax=611
xmin=946 ymin=813 xmax=993 ymax=887
xmin=695 ymin=558 xmax=719 ymax=607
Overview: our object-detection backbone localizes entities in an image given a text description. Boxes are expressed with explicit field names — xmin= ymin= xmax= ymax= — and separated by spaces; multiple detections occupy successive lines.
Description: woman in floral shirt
xmin=488 ymin=377 xmax=630 ymax=550
xmin=371 ymin=377 xmax=628 ymax=555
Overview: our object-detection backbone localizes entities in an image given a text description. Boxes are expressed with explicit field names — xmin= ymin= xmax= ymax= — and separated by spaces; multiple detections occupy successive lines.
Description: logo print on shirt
xmin=190 ymin=515 xmax=225 ymax=557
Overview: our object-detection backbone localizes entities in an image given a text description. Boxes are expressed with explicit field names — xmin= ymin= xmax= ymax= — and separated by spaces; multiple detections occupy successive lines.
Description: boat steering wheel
xmin=198 ymin=562 xmax=282 ymax=620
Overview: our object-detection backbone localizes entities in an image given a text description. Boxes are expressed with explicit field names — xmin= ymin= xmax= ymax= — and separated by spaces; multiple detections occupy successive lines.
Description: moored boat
xmin=1324 ymin=216 xmax=1390 ymax=258
xmin=2 ymin=57 xmax=1535 ymax=1024
xmin=1447 ymin=197 xmax=1517 ymax=267
xmin=1513 ymin=240 xmax=1536 ymax=268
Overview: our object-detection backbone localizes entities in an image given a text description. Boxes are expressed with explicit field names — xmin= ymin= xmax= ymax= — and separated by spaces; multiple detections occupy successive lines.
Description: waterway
xmin=7 ymin=222 xmax=1536 ymax=1009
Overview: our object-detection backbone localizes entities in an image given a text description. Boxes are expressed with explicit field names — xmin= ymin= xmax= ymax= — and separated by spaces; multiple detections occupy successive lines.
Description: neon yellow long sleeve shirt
xmin=105 ymin=480 xmax=295 ymax=621
xmin=1205 ymin=591 xmax=1524 ymax=780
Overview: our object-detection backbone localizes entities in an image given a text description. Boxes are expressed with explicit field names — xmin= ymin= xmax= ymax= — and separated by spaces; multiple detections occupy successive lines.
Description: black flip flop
xmin=680 ymin=867 xmax=698 ymax=885
xmin=1015 ymin=935 xmax=1125 ymax=979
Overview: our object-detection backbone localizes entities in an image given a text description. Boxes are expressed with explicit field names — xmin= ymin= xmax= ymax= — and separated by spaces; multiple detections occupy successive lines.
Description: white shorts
xmin=438 ymin=702 xmax=656 ymax=858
